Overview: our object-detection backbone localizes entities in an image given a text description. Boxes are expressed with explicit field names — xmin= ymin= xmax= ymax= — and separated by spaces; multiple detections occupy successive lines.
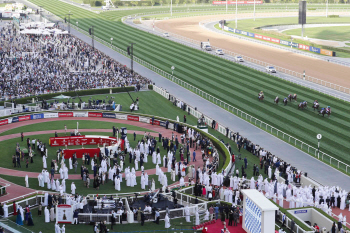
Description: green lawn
xmin=0 ymin=120 xmax=155 ymax=136
xmin=284 ymin=26 xmax=350 ymax=41
xmin=1 ymin=133 xmax=176 ymax=173
xmin=7 ymin=204 xmax=196 ymax=233
xmin=0 ymin=172 xmax=173 ymax=197
xmin=19 ymin=0 xmax=350 ymax=174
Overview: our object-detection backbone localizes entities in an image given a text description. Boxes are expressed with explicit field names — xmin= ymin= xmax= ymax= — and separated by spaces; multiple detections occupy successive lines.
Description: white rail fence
xmin=64 ymin=21 xmax=350 ymax=175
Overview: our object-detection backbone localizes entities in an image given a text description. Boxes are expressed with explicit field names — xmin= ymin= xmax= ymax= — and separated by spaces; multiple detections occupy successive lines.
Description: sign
xmin=0 ymin=119 xmax=8 ymax=126
xmin=139 ymin=117 xmax=150 ymax=123
xmin=58 ymin=112 xmax=73 ymax=117
xmin=212 ymin=1 xmax=263 ymax=4
xmin=160 ymin=121 xmax=167 ymax=127
xmin=115 ymin=114 xmax=127 ymax=120
xmin=44 ymin=113 xmax=59 ymax=118
xmin=309 ymin=46 xmax=321 ymax=54
xmin=102 ymin=113 xmax=116 ymax=118
xmin=88 ymin=112 xmax=103 ymax=117
xmin=56 ymin=205 xmax=73 ymax=223
xmin=317 ymin=134 xmax=322 ymax=140
xmin=294 ymin=210 xmax=307 ymax=214
xmin=19 ymin=115 xmax=31 ymax=122
xmin=11 ymin=117 xmax=19 ymax=123
xmin=50 ymin=136 xmax=117 ymax=147
xmin=298 ymin=44 xmax=310 ymax=51
xmin=73 ymin=112 xmax=88 ymax=117
xmin=31 ymin=113 xmax=44 ymax=120
xmin=151 ymin=120 xmax=160 ymax=125
xmin=127 ymin=115 xmax=139 ymax=121
xmin=320 ymin=49 xmax=334 ymax=57
xmin=62 ymin=148 xmax=100 ymax=159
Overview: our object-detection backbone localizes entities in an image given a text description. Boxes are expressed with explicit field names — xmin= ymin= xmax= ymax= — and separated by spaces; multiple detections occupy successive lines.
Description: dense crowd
xmin=0 ymin=23 xmax=152 ymax=99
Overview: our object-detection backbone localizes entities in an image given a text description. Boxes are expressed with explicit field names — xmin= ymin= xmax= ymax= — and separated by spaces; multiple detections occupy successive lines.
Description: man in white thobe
xmin=71 ymin=182 xmax=76 ymax=195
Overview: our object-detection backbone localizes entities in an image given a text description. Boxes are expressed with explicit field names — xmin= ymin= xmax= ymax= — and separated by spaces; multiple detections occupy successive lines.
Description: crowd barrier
xmin=220 ymin=23 xmax=336 ymax=57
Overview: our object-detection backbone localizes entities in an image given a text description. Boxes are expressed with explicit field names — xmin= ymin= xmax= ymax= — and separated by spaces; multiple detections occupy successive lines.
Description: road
xmin=16 ymin=0 xmax=350 ymax=190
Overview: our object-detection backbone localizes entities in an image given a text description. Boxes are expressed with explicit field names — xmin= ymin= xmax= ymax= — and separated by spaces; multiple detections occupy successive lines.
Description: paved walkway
xmin=13 ymin=0 xmax=350 ymax=189
xmin=0 ymin=118 xmax=204 ymax=202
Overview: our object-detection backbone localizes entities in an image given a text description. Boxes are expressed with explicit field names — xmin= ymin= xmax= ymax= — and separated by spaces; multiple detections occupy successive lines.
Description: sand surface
xmin=155 ymin=12 xmax=350 ymax=89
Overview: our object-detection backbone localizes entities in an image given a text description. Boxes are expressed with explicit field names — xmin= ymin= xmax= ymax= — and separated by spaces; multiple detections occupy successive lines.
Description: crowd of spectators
xmin=0 ymin=22 xmax=152 ymax=100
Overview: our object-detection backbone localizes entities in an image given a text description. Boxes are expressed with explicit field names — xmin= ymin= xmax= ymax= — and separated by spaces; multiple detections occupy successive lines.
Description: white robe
xmin=115 ymin=178 xmax=121 ymax=191
xmin=44 ymin=207 xmax=50 ymax=222
xmin=69 ymin=158 xmax=73 ymax=169
xmin=43 ymin=155 xmax=47 ymax=169
xmin=184 ymin=207 xmax=191 ymax=222
xmin=25 ymin=175 xmax=29 ymax=188
xmin=71 ymin=183 xmax=76 ymax=195
xmin=3 ymin=204 xmax=8 ymax=217
xmin=195 ymin=212 xmax=200 ymax=225
xmin=141 ymin=175 xmax=146 ymax=190
xmin=165 ymin=214 xmax=171 ymax=228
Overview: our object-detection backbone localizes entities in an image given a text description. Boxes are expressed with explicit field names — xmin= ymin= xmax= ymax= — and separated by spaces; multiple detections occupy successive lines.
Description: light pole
xmin=303 ymin=70 xmax=305 ymax=80
xmin=317 ymin=134 xmax=322 ymax=159
xmin=226 ymin=0 xmax=228 ymax=13
xmin=290 ymin=37 xmax=293 ymax=49
xmin=254 ymin=0 xmax=256 ymax=21
xmin=235 ymin=0 xmax=238 ymax=29
xmin=76 ymin=21 xmax=78 ymax=28
xmin=110 ymin=38 xmax=113 ymax=46
xmin=171 ymin=66 xmax=175 ymax=75
xmin=171 ymin=0 xmax=172 ymax=16
xmin=326 ymin=0 xmax=328 ymax=17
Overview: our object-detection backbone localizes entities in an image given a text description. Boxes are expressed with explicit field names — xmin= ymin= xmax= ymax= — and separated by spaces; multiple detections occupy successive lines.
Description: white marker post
xmin=317 ymin=134 xmax=322 ymax=159
xmin=235 ymin=0 xmax=238 ymax=29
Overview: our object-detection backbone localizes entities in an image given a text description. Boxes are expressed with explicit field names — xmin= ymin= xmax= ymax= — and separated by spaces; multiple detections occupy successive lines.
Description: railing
xmin=66 ymin=22 xmax=350 ymax=175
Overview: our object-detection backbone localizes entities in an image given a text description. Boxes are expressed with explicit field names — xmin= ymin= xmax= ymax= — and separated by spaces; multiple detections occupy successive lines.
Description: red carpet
xmin=205 ymin=219 xmax=246 ymax=233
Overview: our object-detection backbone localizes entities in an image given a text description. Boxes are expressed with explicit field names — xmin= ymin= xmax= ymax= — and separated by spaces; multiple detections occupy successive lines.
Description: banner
xmin=44 ymin=112 xmax=58 ymax=118
xmin=127 ymin=115 xmax=139 ymax=121
xmin=151 ymin=120 xmax=160 ymax=126
xmin=56 ymin=205 xmax=73 ymax=223
xmin=58 ymin=112 xmax=73 ymax=117
xmin=0 ymin=119 xmax=8 ymax=126
xmin=102 ymin=113 xmax=116 ymax=118
xmin=160 ymin=121 xmax=167 ymax=127
xmin=50 ymin=136 xmax=117 ymax=146
xmin=19 ymin=115 xmax=31 ymax=121
xmin=139 ymin=117 xmax=150 ymax=123
xmin=115 ymin=114 xmax=127 ymax=120
xmin=298 ymin=44 xmax=310 ymax=51
xmin=212 ymin=1 xmax=263 ymax=4
xmin=320 ymin=49 xmax=334 ymax=56
xmin=88 ymin=112 xmax=103 ymax=117
xmin=31 ymin=113 xmax=44 ymax=120
xmin=62 ymin=148 xmax=100 ymax=159
xmin=73 ymin=112 xmax=88 ymax=117
xmin=11 ymin=117 xmax=19 ymax=123
xmin=309 ymin=46 xmax=321 ymax=54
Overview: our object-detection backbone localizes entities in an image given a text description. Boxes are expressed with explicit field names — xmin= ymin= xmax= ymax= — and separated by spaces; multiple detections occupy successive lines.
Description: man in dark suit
xmin=113 ymin=126 xmax=116 ymax=137
xmin=158 ymin=133 xmax=162 ymax=142
xmin=134 ymin=132 xmax=136 ymax=141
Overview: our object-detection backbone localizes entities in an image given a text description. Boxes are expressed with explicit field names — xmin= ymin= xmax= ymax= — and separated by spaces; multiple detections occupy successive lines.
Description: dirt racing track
xmin=155 ymin=12 xmax=350 ymax=88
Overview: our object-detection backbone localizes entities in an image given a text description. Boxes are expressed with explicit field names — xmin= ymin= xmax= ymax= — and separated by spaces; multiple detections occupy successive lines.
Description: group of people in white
xmin=0 ymin=24 xmax=151 ymax=100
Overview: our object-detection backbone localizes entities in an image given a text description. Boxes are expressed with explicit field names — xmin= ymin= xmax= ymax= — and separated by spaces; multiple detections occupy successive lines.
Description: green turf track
xmin=28 ymin=0 xmax=350 ymax=170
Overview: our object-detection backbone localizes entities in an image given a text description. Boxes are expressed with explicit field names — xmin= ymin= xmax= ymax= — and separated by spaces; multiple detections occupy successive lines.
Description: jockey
xmin=303 ymin=101 xmax=307 ymax=104
xmin=293 ymin=93 xmax=297 ymax=98
xmin=313 ymin=100 xmax=319 ymax=106
xmin=326 ymin=106 xmax=331 ymax=112
xmin=259 ymin=91 xmax=263 ymax=97
xmin=284 ymin=97 xmax=287 ymax=101
xmin=275 ymin=96 xmax=278 ymax=101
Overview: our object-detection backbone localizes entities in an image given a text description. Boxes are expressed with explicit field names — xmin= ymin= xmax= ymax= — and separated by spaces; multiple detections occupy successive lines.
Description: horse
xmin=318 ymin=108 xmax=331 ymax=117
xmin=283 ymin=98 xmax=288 ymax=106
xmin=258 ymin=94 xmax=264 ymax=101
xmin=312 ymin=102 xmax=319 ymax=111
xmin=274 ymin=97 xmax=279 ymax=104
xmin=298 ymin=101 xmax=307 ymax=110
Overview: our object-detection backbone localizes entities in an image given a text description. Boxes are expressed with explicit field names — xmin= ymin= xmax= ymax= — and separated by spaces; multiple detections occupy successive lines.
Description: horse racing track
xmin=30 ymin=0 xmax=350 ymax=168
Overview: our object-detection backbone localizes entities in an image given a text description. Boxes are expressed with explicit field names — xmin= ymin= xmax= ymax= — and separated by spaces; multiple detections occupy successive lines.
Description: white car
xmin=235 ymin=56 xmax=244 ymax=62
xmin=163 ymin=32 xmax=170 ymax=37
xmin=127 ymin=16 xmax=132 ymax=19
xmin=266 ymin=66 xmax=277 ymax=73
xmin=215 ymin=49 xmax=224 ymax=55
xmin=204 ymin=45 xmax=212 ymax=51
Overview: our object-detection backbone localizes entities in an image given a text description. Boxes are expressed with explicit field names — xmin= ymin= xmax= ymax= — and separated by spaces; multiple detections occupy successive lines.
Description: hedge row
xmin=0 ymin=87 xmax=135 ymax=105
